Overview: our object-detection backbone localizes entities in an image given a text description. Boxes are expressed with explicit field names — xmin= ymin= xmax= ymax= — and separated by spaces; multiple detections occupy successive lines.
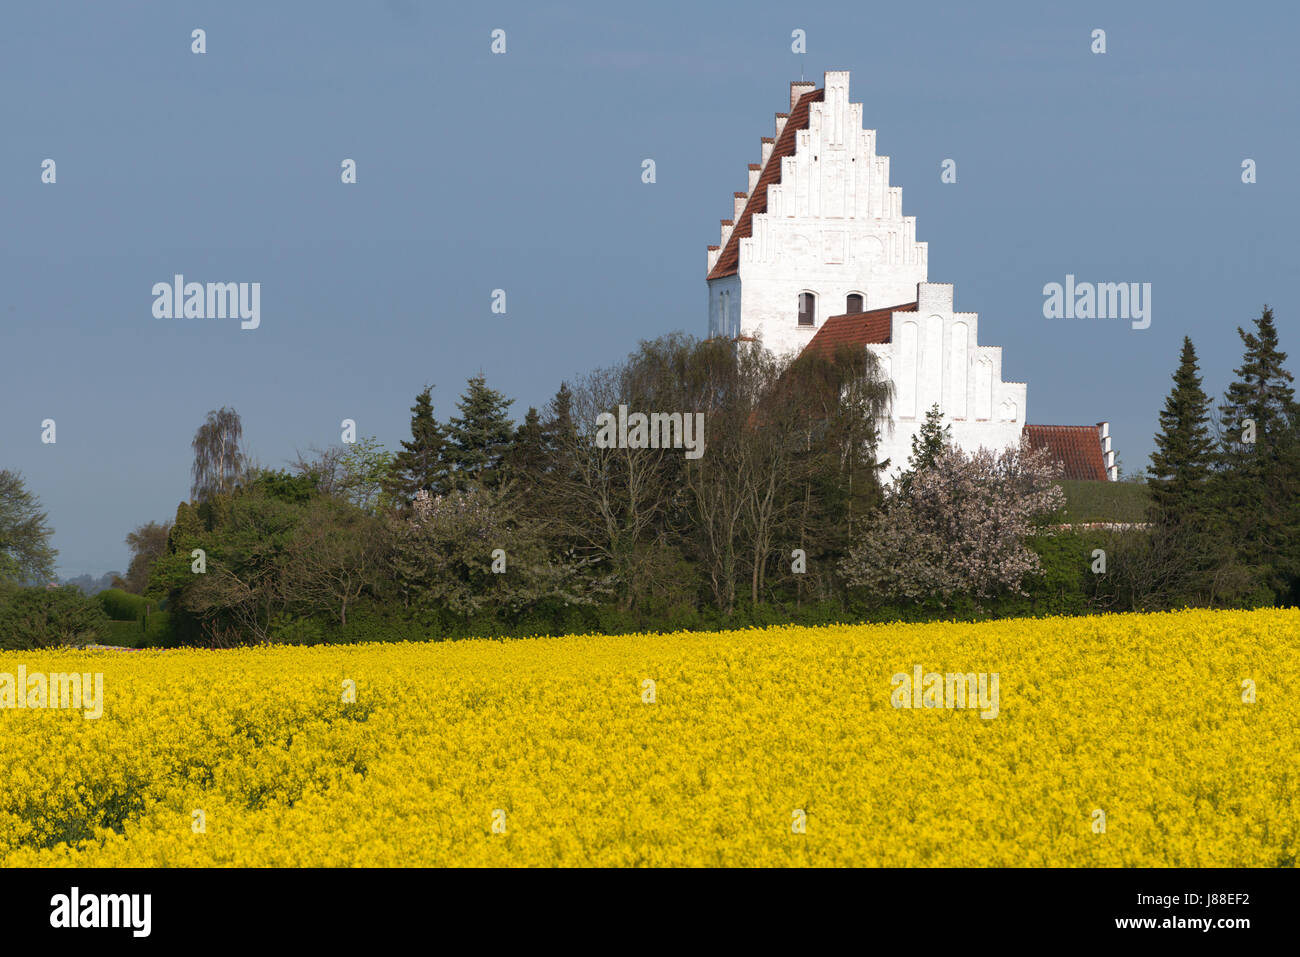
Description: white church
xmin=707 ymin=71 xmax=1116 ymax=482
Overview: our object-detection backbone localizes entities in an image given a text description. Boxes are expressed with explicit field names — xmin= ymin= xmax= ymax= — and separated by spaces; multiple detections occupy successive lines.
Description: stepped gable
xmin=708 ymin=85 xmax=825 ymax=280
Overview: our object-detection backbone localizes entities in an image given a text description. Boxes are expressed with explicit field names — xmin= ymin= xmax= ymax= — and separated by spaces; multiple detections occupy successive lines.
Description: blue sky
xmin=2 ymin=0 xmax=1296 ymax=576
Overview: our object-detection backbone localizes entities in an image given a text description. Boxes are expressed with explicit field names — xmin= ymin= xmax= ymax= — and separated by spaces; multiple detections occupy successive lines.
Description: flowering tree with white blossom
xmin=840 ymin=442 xmax=1064 ymax=603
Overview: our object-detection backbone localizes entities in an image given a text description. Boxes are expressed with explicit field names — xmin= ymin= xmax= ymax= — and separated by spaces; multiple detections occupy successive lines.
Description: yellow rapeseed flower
xmin=0 ymin=609 xmax=1295 ymax=866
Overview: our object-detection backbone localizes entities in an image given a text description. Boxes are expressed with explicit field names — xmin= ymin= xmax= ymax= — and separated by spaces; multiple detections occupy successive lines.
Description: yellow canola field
xmin=1 ymin=609 xmax=1296 ymax=867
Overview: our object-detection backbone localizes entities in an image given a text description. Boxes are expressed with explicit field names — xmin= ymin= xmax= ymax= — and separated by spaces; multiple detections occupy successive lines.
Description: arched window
xmin=846 ymin=293 xmax=864 ymax=314
xmin=798 ymin=292 xmax=816 ymax=327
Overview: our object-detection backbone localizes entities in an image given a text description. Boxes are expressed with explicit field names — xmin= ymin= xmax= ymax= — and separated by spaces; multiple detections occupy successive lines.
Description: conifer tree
xmin=1218 ymin=307 xmax=1297 ymax=464
xmin=898 ymin=404 xmax=950 ymax=495
xmin=445 ymin=374 xmax=515 ymax=489
xmin=1215 ymin=306 xmax=1300 ymax=601
xmin=534 ymin=382 xmax=581 ymax=534
xmin=504 ymin=407 xmax=549 ymax=489
xmin=910 ymin=404 xmax=951 ymax=471
xmin=544 ymin=382 xmax=577 ymax=451
xmin=170 ymin=500 xmax=206 ymax=544
xmin=384 ymin=387 xmax=449 ymax=503
xmin=1148 ymin=337 xmax=1215 ymax=520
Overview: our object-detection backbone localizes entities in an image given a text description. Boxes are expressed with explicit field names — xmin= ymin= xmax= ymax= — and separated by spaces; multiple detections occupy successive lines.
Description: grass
xmin=1056 ymin=479 xmax=1151 ymax=524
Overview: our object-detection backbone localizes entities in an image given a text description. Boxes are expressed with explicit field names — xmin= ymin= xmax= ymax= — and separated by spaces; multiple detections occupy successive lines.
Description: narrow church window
xmin=798 ymin=292 xmax=816 ymax=326
xmin=846 ymin=293 xmax=864 ymax=314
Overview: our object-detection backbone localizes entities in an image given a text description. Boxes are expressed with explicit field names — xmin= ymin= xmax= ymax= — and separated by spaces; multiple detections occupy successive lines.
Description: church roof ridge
xmin=1024 ymin=423 xmax=1103 ymax=430
xmin=707 ymin=84 xmax=824 ymax=280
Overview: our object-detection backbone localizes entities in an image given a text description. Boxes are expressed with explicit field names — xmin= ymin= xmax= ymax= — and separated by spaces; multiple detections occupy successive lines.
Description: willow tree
xmin=191 ymin=407 xmax=248 ymax=502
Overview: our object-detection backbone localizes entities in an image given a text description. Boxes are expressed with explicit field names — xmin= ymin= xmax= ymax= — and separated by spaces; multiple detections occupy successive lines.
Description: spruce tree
xmin=535 ymin=383 xmax=580 ymax=535
xmin=898 ymin=404 xmax=950 ymax=495
xmin=445 ymin=374 xmax=515 ymax=489
xmin=1218 ymin=306 xmax=1296 ymax=464
xmin=911 ymin=404 xmax=950 ymax=471
xmin=1148 ymin=337 xmax=1215 ymax=520
xmin=384 ymin=387 xmax=449 ymax=503
xmin=1215 ymin=306 xmax=1300 ymax=602
xmin=544 ymin=383 xmax=576 ymax=456
xmin=504 ymin=407 xmax=549 ymax=489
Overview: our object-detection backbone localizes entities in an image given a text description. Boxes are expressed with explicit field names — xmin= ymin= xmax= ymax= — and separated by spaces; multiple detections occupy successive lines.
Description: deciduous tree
xmin=191 ymin=407 xmax=248 ymax=502
xmin=118 ymin=520 xmax=173 ymax=594
xmin=0 ymin=470 xmax=57 ymax=586
xmin=841 ymin=444 xmax=1064 ymax=604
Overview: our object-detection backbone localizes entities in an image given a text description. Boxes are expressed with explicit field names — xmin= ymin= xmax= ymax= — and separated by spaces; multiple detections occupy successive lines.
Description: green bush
xmin=103 ymin=619 xmax=144 ymax=646
xmin=267 ymin=615 xmax=328 ymax=646
xmin=95 ymin=613 xmax=174 ymax=649
xmin=165 ymin=530 xmax=1158 ymax=649
xmin=98 ymin=588 xmax=149 ymax=621
xmin=331 ymin=602 xmax=433 ymax=644
xmin=0 ymin=586 xmax=112 ymax=650
xmin=1019 ymin=530 xmax=1107 ymax=615
xmin=142 ymin=610 xmax=174 ymax=647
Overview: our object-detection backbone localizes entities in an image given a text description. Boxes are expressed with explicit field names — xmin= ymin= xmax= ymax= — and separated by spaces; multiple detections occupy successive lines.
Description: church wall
xmin=707 ymin=276 xmax=742 ymax=340
xmin=731 ymin=271 xmax=922 ymax=355
xmin=872 ymin=286 xmax=1028 ymax=479
xmin=877 ymin=406 xmax=1027 ymax=480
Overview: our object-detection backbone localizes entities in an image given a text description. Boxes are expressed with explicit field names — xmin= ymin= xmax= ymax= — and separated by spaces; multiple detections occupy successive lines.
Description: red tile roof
xmin=1022 ymin=424 xmax=1108 ymax=481
xmin=800 ymin=302 xmax=918 ymax=358
xmin=708 ymin=87 xmax=824 ymax=280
